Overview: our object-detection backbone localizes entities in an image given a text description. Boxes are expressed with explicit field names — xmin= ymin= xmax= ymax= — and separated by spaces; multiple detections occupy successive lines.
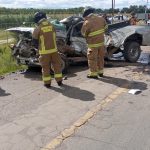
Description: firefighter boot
xmin=98 ymin=73 xmax=103 ymax=77
xmin=87 ymin=72 xmax=98 ymax=79
xmin=44 ymin=84 xmax=51 ymax=88
xmin=98 ymin=70 xmax=104 ymax=77
xmin=57 ymin=80 xmax=63 ymax=86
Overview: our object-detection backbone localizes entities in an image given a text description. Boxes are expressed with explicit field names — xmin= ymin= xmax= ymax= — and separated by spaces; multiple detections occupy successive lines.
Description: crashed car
xmin=7 ymin=16 xmax=150 ymax=72
xmin=7 ymin=21 xmax=68 ymax=72
xmin=7 ymin=17 xmax=87 ymax=72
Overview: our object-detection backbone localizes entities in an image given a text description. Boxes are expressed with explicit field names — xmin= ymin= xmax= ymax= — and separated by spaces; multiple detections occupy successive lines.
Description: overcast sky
xmin=0 ymin=0 xmax=149 ymax=9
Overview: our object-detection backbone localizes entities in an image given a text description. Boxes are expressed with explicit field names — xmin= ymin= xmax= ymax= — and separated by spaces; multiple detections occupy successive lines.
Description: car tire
xmin=124 ymin=41 xmax=141 ymax=63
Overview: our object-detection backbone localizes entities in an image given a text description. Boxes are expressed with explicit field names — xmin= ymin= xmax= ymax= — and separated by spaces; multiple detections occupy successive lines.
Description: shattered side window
xmin=71 ymin=22 xmax=84 ymax=37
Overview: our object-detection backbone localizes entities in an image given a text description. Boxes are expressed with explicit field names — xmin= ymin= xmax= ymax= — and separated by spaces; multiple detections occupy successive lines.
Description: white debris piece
xmin=128 ymin=89 xmax=142 ymax=95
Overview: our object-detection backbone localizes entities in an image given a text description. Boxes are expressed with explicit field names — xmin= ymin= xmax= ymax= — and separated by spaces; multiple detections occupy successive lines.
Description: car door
xmin=69 ymin=21 xmax=88 ymax=56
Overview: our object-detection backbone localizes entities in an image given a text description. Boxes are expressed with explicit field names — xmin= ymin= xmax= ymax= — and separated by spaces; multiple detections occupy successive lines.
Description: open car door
xmin=69 ymin=21 xmax=87 ymax=56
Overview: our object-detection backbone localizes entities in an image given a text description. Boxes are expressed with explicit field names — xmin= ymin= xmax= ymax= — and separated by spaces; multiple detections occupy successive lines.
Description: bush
xmin=0 ymin=44 xmax=26 ymax=75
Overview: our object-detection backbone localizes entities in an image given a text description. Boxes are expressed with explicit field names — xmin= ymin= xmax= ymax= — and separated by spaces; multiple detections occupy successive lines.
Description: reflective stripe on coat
xmin=32 ymin=19 xmax=57 ymax=55
xmin=81 ymin=14 xmax=107 ymax=48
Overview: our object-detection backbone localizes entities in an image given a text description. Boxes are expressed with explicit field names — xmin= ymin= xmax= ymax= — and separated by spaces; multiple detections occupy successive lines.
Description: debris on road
xmin=0 ymin=76 xmax=5 ymax=80
xmin=63 ymin=76 xmax=68 ymax=80
xmin=138 ymin=53 xmax=150 ymax=64
xmin=128 ymin=89 xmax=142 ymax=95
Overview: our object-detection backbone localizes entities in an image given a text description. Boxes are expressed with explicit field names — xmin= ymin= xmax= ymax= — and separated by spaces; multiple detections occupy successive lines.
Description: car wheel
xmin=124 ymin=41 xmax=141 ymax=63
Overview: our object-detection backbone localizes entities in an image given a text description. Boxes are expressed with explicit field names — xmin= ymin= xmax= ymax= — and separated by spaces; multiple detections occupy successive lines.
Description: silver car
xmin=7 ymin=17 xmax=150 ymax=72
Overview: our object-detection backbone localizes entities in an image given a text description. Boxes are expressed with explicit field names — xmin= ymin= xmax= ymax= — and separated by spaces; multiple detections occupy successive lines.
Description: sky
xmin=0 ymin=0 xmax=149 ymax=9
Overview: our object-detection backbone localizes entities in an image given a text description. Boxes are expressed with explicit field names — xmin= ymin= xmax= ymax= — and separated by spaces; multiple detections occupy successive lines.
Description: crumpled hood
xmin=6 ymin=27 xmax=34 ymax=34
xmin=6 ymin=26 xmax=67 ymax=39
xmin=108 ymin=25 xmax=150 ymax=47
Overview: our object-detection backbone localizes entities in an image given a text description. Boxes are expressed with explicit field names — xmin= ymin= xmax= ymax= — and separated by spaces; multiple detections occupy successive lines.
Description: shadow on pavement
xmin=51 ymin=84 xmax=95 ymax=101
xmin=22 ymin=67 xmax=42 ymax=81
xmin=23 ymin=62 xmax=88 ymax=80
xmin=105 ymin=51 xmax=150 ymax=68
xmin=99 ymin=76 xmax=147 ymax=91
xmin=105 ymin=60 xmax=140 ymax=68
xmin=142 ymin=65 xmax=150 ymax=75
xmin=22 ymin=59 xmax=149 ymax=81
xmin=0 ymin=87 xmax=11 ymax=97
xmin=67 ymin=62 xmax=88 ymax=78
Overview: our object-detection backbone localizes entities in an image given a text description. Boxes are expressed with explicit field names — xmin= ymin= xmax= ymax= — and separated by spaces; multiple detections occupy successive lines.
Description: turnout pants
xmin=87 ymin=45 xmax=105 ymax=76
xmin=39 ymin=52 xmax=62 ymax=85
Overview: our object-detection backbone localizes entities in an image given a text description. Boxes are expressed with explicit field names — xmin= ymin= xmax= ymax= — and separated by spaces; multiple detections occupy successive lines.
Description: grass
xmin=48 ymin=13 xmax=75 ymax=20
xmin=0 ymin=30 xmax=8 ymax=40
xmin=0 ymin=30 xmax=15 ymax=40
xmin=0 ymin=44 xmax=27 ymax=76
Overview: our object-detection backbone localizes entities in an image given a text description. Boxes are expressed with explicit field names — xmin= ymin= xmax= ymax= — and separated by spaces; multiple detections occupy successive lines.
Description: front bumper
xmin=16 ymin=56 xmax=40 ymax=67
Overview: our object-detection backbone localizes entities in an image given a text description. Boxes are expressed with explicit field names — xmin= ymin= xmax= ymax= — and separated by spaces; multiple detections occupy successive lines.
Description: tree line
xmin=0 ymin=5 xmax=149 ymax=29
xmin=0 ymin=5 xmax=150 ymax=14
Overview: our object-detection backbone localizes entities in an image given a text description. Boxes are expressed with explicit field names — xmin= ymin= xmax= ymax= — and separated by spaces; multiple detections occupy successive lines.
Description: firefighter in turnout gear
xmin=32 ymin=11 xmax=63 ymax=88
xmin=81 ymin=7 xmax=108 ymax=78
xmin=129 ymin=12 xmax=138 ymax=25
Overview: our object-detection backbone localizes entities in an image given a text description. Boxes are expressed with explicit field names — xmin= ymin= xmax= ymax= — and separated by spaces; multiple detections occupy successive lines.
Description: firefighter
xmin=32 ymin=11 xmax=63 ymax=88
xmin=81 ymin=7 xmax=108 ymax=78
xmin=129 ymin=12 xmax=138 ymax=25
xmin=102 ymin=13 xmax=111 ymax=24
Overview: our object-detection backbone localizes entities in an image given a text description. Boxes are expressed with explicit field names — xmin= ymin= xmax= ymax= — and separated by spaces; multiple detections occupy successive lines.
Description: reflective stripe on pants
xmin=54 ymin=73 xmax=62 ymax=78
xmin=88 ymin=72 xmax=98 ymax=76
xmin=98 ymin=69 xmax=104 ymax=74
xmin=42 ymin=76 xmax=51 ymax=81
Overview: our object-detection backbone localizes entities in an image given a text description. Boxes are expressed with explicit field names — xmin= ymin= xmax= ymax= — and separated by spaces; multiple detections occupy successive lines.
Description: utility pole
xmin=112 ymin=0 xmax=114 ymax=23
xmin=145 ymin=0 xmax=148 ymax=21
xmin=112 ymin=0 xmax=115 ymax=23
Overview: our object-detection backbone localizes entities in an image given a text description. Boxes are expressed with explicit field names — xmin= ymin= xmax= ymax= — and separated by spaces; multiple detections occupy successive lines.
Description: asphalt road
xmin=0 ymin=48 xmax=150 ymax=150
